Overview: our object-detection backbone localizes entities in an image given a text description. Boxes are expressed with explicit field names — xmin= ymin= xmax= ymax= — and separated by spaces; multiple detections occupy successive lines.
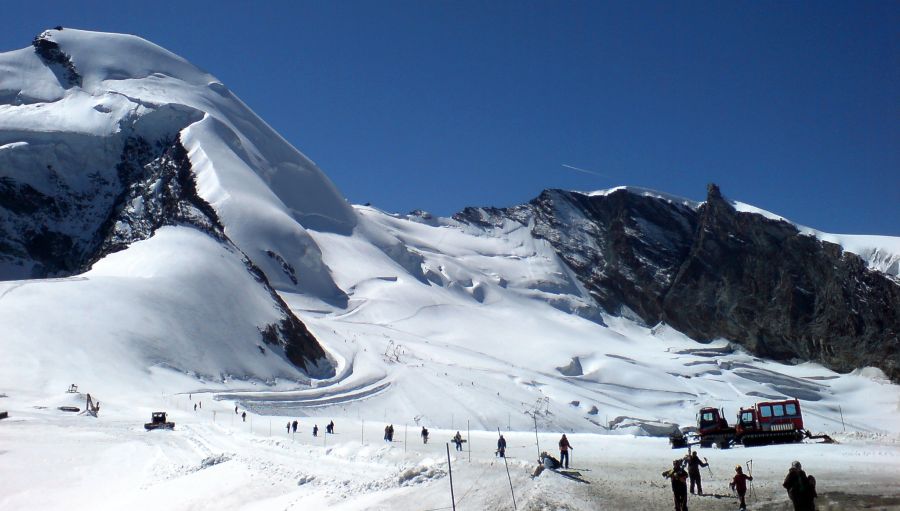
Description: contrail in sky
xmin=561 ymin=163 xmax=610 ymax=178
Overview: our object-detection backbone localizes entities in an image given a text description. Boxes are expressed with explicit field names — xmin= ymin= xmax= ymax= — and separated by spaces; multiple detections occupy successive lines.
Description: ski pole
xmin=705 ymin=457 xmax=713 ymax=477
xmin=746 ymin=460 xmax=754 ymax=499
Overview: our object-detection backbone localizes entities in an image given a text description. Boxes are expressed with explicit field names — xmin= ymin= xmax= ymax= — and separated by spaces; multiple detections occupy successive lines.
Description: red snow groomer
xmin=734 ymin=399 xmax=805 ymax=446
xmin=688 ymin=399 xmax=833 ymax=448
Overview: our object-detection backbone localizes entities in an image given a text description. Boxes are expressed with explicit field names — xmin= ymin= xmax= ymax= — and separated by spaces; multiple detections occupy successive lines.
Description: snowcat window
xmin=741 ymin=411 xmax=754 ymax=423
xmin=773 ymin=405 xmax=785 ymax=417
xmin=701 ymin=412 xmax=715 ymax=422
xmin=759 ymin=406 xmax=772 ymax=418
xmin=785 ymin=403 xmax=798 ymax=416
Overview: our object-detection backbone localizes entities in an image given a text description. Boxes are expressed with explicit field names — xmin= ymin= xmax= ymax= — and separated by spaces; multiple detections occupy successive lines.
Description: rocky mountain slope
xmin=456 ymin=184 xmax=900 ymax=381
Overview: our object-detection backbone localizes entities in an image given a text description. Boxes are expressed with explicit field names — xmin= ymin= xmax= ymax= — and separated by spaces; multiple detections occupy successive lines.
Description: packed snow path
xmin=2 ymin=390 xmax=899 ymax=510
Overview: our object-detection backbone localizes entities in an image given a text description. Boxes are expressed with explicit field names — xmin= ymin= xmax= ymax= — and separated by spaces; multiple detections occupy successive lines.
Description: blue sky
xmin=4 ymin=1 xmax=898 ymax=235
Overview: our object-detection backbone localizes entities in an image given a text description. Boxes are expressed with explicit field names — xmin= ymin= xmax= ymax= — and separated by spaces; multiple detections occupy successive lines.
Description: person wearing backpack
xmin=783 ymin=460 xmax=815 ymax=510
xmin=663 ymin=459 xmax=690 ymax=511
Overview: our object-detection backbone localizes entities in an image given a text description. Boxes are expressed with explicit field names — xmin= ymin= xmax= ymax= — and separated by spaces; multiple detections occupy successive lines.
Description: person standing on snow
xmin=292 ymin=420 xmax=298 ymax=433
xmin=558 ymin=434 xmax=572 ymax=469
xmin=421 ymin=427 xmax=429 ymax=444
xmin=663 ymin=459 xmax=690 ymax=511
xmin=783 ymin=460 xmax=815 ymax=511
xmin=730 ymin=465 xmax=753 ymax=511
xmin=686 ymin=451 xmax=709 ymax=495
xmin=313 ymin=424 xmax=319 ymax=437
xmin=497 ymin=434 xmax=507 ymax=458
xmin=326 ymin=420 xmax=334 ymax=434
xmin=453 ymin=431 xmax=463 ymax=451
xmin=241 ymin=411 xmax=246 ymax=422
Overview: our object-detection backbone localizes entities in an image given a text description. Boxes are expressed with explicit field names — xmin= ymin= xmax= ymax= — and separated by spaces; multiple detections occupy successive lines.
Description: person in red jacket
xmin=558 ymin=434 xmax=572 ymax=469
xmin=730 ymin=465 xmax=753 ymax=510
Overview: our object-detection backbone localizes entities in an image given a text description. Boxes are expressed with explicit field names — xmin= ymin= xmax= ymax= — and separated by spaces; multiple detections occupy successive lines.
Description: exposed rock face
xmin=662 ymin=185 xmax=899 ymax=380
xmin=456 ymin=185 xmax=900 ymax=381
xmin=32 ymin=31 xmax=82 ymax=88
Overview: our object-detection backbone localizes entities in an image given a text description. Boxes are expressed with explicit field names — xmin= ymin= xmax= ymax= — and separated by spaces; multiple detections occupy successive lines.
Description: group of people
xmin=267 ymin=414 xmax=334 ymax=438
xmin=383 ymin=424 xmax=395 ymax=442
xmin=663 ymin=453 xmax=817 ymax=511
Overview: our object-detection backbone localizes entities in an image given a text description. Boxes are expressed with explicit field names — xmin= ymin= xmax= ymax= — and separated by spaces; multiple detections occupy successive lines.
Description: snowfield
xmin=1 ymin=28 xmax=900 ymax=510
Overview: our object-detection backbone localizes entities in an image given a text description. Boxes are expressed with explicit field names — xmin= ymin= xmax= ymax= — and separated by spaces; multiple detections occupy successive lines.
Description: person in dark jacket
xmin=292 ymin=420 xmax=298 ymax=433
xmin=497 ymin=435 xmax=507 ymax=457
xmin=558 ymin=434 xmax=572 ymax=469
xmin=313 ymin=424 xmax=319 ymax=437
xmin=326 ymin=420 xmax=334 ymax=434
xmin=241 ymin=411 xmax=246 ymax=422
xmin=783 ymin=460 xmax=815 ymax=511
xmin=453 ymin=431 xmax=463 ymax=451
xmin=286 ymin=421 xmax=291 ymax=434
xmin=686 ymin=451 xmax=709 ymax=495
xmin=730 ymin=465 xmax=753 ymax=511
xmin=421 ymin=427 xmax=429 ymax=444
xmin=663 ymin=459 xmax=690 ymax=511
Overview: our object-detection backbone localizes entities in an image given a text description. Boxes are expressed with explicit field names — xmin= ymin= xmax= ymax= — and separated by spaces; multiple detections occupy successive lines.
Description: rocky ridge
xmin=456 ymin=184 xmax=900 ymax=381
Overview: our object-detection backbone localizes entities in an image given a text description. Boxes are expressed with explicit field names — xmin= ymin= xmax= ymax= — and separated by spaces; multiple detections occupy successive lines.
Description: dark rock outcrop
xmin=456 ymin=185 xmax=900 ymax=381
xmin=661 ymin=184 xmax=899 ymax=380
xmin=32 ymin=30 xmax=82 ymax=88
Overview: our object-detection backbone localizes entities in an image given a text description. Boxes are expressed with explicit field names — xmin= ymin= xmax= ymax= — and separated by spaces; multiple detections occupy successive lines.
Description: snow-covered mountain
xmin=0 ymin=28 xmax=345 ymax=387
xmin=2 ymin=28 xmax=899 ymax=439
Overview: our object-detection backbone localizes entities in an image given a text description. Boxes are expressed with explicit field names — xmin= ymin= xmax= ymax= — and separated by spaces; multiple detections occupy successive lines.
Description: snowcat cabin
xmin=697 ymin=407 xmax=729 ymax=433
xmin=735 ymin=407 xmax=759 ymax=436
xmin=756 ymin=399 xmax=803 ymax=432
xmin=697 ymin=408 xmax=718 ymax=433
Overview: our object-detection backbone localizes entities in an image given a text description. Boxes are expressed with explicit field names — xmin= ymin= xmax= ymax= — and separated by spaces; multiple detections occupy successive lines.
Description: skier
xmin=421 ymin=426 xmax=429 ymax=444
xmin=388 ymin=424 xmax=394 ymax=442
xmin=662 ymin=459 xmax=690 ymax=511
xmin=242 ymin=411 xmax=246 ymax=422
xmin=730 ymin=465 xmax=753 ymax=511
xmin=194 ymin=403 xmax=197 ymax=412
xmin=686 ymin=451 xmax=709 ymax=495
xmin=326 ymin=420 xmax=334 ymax=434
xmin=497 ymin=434 xmax=507 ymax=458
xmin=453 ymin=431 xmax=463 ymax=451
xmin=292 ymin=420 xmax=298 ymax=433
xmin=783 ymin=460 xmax=815 ymax=511
xmin=558 ymin=434 xmax=572 ymax=469
xmin=313 ymin=424 xmax=319 ymax=437
xmin=540 ymin=451 xmax=560 ymax=469
xmin=384 ymin=425 xmax=391 ymax=442
xmin=286 ymin=421 xmax=291 ymax=434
